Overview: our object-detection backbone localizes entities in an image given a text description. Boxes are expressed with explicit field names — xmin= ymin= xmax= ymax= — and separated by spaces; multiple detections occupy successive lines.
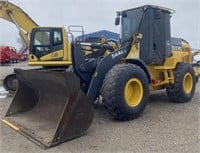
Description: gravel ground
xmin=0 ymin=62 xmax=199 ymax=153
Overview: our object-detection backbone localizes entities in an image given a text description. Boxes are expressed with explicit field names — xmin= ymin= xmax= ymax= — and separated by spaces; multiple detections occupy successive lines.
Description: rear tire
xmin=3 ymin=74 xmax=18 ymax=92
xmin=166 ymin=63 xmax=196 ymax=102
xmin=101 ymin=63 xmax=149 ymax=121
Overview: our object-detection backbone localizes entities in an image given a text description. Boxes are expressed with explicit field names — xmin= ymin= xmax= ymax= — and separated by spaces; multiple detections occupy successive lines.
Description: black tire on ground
xmin=166 ymin=63 xmax=196 ymax=102
xmin=101 ymin=63 xmax=149 ymax=121
xmin=3 ymin=74 xmax=18 ymax=92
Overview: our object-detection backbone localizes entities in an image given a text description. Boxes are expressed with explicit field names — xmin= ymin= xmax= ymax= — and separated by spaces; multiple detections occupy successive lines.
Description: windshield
xmin=32 ymin=31 xmax=51 ymax=57
xmin=31 ymin=28 xmax=63 ymax=58
xmin=121 ymin=8 xmax=143 ymax=44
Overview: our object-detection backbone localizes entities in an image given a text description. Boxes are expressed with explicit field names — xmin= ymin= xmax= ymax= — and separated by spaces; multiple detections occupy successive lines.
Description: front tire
xmin=166 ymin=63 xmax=196 ymax=102
xmin=101 ymin=63 xmax=149 ymax=121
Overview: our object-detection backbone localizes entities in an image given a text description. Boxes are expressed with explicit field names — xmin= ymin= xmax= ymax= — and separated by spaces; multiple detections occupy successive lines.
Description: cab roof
xmin=121 ymin=5 xmax=175 ymax=14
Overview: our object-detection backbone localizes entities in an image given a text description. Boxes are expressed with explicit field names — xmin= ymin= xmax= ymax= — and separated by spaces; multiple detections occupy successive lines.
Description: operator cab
xmin=29 ymin=28 xmax=64 ymax=59
xmin=115 ymin=5 xmax=175 ymax=65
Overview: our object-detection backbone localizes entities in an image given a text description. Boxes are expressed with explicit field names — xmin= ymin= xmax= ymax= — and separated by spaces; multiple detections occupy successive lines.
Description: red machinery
xmin=0 ymin=46 xmax=21 ymax=63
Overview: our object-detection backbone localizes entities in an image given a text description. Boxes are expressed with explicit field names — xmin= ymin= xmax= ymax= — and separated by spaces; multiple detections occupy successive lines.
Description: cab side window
xmin=52 ymin=29 xmax=63 ymax=51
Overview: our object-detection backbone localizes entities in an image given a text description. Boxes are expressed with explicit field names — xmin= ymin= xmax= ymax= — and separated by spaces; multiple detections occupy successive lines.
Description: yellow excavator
xmin=2 ymin=4 xmax=200 ymax=149
xmin=0 ymin=0 xmax=116 ymax=91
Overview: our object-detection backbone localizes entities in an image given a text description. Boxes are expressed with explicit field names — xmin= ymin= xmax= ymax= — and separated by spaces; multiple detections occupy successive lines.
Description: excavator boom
xmin=0 ymin=0 xmax=38 ymax=44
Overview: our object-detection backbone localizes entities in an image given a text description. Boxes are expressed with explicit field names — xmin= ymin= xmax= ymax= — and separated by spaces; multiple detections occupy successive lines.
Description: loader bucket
xmin=2 ymin=69 xmax=94 ymax=148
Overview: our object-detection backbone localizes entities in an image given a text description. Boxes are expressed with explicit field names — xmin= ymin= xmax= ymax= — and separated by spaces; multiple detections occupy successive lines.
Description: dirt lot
xmin=0 ymin=62 xmax=199 ymax=153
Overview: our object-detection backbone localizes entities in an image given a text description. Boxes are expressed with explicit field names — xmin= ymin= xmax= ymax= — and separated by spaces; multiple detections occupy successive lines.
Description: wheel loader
xmin=2 ymin=5 xmax=199 ymax=148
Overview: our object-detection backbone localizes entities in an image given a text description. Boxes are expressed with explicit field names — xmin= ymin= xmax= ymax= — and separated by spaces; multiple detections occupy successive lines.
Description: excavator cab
xmin=28 ymin=27 xmax=72 ymax=66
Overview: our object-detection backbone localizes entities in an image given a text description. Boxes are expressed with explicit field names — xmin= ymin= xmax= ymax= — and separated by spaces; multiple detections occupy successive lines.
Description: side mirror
xmin=115 ymin=17 xmax=120 ymax=25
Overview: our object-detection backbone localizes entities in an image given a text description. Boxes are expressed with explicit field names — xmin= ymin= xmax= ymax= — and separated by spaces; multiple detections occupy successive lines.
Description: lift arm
xmin=0 ymin=0 xmax=38 ymax=44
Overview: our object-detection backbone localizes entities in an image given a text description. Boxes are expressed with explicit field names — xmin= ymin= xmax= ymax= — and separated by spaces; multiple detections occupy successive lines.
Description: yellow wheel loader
xmin=2 ymin=5 xmax=200 ymax=148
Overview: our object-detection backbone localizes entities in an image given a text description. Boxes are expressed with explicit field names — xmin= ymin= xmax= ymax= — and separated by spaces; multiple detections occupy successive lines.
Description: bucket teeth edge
xmin=1 ymin=119 xmax=19 ymax=131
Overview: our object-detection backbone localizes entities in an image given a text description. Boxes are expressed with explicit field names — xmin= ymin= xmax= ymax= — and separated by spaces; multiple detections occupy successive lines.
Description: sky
xmin=0 ymin=0 xmax=200 ymax=50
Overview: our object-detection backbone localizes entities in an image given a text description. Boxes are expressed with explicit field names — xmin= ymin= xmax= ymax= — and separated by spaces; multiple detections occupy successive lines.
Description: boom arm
xmin=0 ymin=0 xmax=38 ymax=44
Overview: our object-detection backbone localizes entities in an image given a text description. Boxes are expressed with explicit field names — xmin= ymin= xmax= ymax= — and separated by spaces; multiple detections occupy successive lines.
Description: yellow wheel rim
xmin=124 ymin=78 xmax=143 ymax=107
xmin=183 ymin=73 xmax=193 ymax=94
